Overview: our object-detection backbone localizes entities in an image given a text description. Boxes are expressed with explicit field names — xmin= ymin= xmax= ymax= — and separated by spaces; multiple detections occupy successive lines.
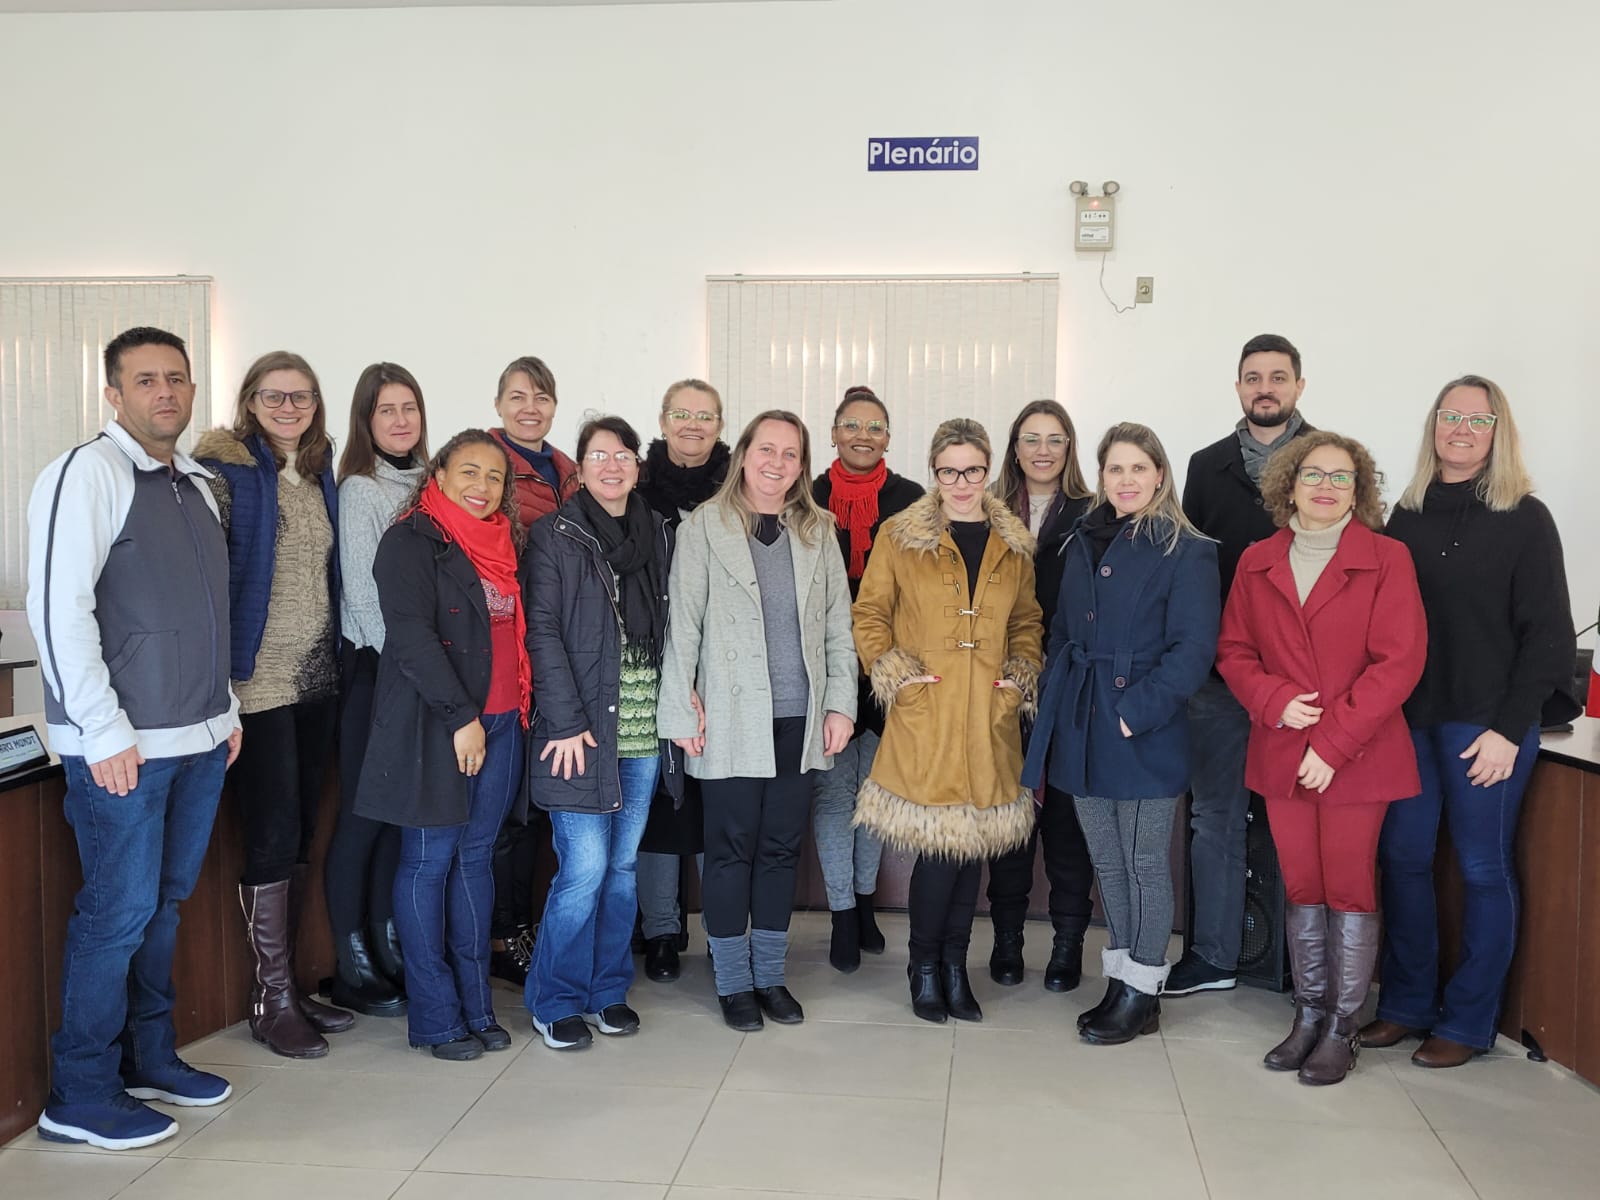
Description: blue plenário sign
xmin=867 ymin=137 xmax=979 ymax=172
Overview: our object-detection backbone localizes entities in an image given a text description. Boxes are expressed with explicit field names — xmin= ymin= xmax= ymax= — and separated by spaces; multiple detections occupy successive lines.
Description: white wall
xmin=1 ymin=0 xmax=1596 ymax=649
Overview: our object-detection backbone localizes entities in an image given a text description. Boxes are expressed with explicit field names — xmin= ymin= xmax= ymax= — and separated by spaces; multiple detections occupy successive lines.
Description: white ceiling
xmin=0 ymin=0 xmax=795 ymax=12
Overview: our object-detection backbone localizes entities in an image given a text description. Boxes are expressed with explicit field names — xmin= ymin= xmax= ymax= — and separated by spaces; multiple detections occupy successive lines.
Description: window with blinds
xmin=0 ymin=277 xmax=212 ymax=606
xmin=706 ymin=274 xmax=1059 ymax=482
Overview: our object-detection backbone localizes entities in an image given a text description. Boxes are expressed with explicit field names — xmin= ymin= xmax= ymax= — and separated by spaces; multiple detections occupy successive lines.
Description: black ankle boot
xmin=644 ymin=935 xmax=681 ymax=982
xmin=1080 ymin=986 xmax=1160 ymax=1045
xmin=1078 ymin=978 xmax=1128 ymax=1032
xmin=988 ymin=929 xmax=1025 ymax=986
xmin=369 ymin=917 xmax=406 ymax=996
xmin=830 ymin=910 xmax=861 ymax=974
xmin=1043 ymin=936 xmax=1084 ymax=993
xmin=908 ymin=962 xmax=947 ymax=1023
xmin=940 ymin=961 xmax=984 ymax=1022
xmin=331 ymin=931 xmax=407 ymax=1017
xmin=856 ymin=893 xmax=886 ymax=955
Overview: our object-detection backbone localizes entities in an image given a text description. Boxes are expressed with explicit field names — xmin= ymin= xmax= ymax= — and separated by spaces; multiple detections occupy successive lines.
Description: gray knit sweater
xmin=339 ymin=459 xmax=427 ymax=651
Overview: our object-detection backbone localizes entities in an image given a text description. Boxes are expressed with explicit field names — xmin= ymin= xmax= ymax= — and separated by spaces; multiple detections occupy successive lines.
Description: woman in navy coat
xmin=1023 ymin=422 xmax=1219 ymax=1044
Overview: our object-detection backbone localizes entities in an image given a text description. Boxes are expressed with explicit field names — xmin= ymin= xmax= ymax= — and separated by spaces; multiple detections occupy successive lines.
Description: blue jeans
xmin=52 ymin=745 xmax=229 ymax=1104
xmin=393 ymin=710 xmax=524 ymax=1046
xmin=526 ymin=755 xmax=658 ymax=1023
xmin=1184 ymin=673 xmax=1252 ymax=971
xmin=1375 ymin=722 xmax=1541 ymax=1049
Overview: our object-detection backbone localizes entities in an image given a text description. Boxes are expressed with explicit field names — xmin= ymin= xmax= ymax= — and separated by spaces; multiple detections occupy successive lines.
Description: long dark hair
xmin=991 ymin=399 xmax=1091 ymax=511
xmin=403 ymin=429 xmax=527 ymax=550
xmin=233 ymin=350 xmax=334 ymax=477
xmin=338 ymin=362 xmax=430 ymax=481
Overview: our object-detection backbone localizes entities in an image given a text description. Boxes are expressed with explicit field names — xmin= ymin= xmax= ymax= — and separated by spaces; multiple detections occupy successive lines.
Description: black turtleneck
xmin=948 ymin=520 xmax=989 ymax=595
xmin=378 ymin=449 xmax=415 ymax=472
xmin=1384 ymin=479 xmax=1576 ymax=739
xmin=1079 ymin=501 xmax=1131 ymax=566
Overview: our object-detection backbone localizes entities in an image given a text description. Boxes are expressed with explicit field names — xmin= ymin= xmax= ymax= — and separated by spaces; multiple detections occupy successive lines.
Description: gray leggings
xmin=1074 ymin=795 xmax=1179 ymax=967
xmin=811 ymin=731 xmax=885 ymax=910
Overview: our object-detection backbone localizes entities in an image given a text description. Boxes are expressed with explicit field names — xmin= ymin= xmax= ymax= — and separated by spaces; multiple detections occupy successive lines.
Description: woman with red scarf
xmin=811 ymin=386 xmax=925 ymax=971
xmin=354 ymin=430 xmax=530 ymax=1061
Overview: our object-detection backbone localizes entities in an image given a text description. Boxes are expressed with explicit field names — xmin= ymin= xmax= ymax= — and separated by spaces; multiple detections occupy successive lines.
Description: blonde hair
xmin=661 ymin=378 xmax=722 ymax=417
xmin=715 ymin=409 xmax=831 ymax=546
xmin=991 ymin=399 xmax=1092 ymax=510
xmin=1094 ymin=422 xmax=1207 ymax=555
xmin=927 ymin=417 xmax=992 ymax=481
xmin=1398 ymin=374 xmax=1534 ymax=513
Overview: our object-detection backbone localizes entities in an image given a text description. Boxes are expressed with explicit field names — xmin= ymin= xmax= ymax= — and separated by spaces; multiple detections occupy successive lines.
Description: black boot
xmin=369 ymin=916 xmax=406 ymax=996
xmin=1043 ymin=934 xmax=1084 ymax=993
xmin=1077 ymin=978 xmax=1127 ymax=1032
xmin=988 ymin=928 xmax=1025 ymax=986
xmin=1080 ymin=986 xmax=1160 ymax=1045
xmin=856 ymin=892 xmax=886 ymax=955
xmin=830 ymin=910 xmax=861 ymax=974
xmin=331 ymin=930 xmax=407 ymax=1017
xmin=490 ymin=925 xmax=534 ymax=988
xmin=940 ymin=961 xmax=984 ymax=1022
xmin=644 ymin=935 xmax=681 ymax=982
xmin=1077 ymin=947 xmax=1127 ymax=1030
xmin=908 ymin=962 xmax=947 ymax=1023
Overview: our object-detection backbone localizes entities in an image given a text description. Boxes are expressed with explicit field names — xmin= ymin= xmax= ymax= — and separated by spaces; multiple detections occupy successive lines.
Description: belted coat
xmin=1022 ymin=513 xmax=1220 ymax=801
xmin=851 ymin=493 xmax=1044 ymax=859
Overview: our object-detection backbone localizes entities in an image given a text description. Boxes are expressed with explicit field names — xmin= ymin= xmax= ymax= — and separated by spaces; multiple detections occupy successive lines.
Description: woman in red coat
xmin=1216 ymin=431 xmax=1426 ymax=1086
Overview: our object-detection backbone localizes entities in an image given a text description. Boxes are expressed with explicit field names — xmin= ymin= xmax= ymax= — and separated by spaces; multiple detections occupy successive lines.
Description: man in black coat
xmin=1169 ymin=333 xmax=1314 ymax=996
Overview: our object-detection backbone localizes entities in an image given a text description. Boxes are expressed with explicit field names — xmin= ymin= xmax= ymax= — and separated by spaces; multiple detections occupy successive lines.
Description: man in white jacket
xmin=25 ymin=326 xmax=242 ymax=1151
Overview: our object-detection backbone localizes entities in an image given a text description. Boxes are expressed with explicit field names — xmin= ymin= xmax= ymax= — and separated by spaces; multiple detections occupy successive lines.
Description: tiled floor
xmin=6 ymin=912 xmax=1600 ymax=1199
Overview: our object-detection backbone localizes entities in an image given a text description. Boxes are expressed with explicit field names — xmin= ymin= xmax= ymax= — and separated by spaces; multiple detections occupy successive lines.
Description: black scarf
xmin=1079 ymin=501 xmax=1130 ymax=566
xmin=575 ymin=489 xmax=665 ymax=664
xmin=642 ymin=439 xmax=730 ymax=523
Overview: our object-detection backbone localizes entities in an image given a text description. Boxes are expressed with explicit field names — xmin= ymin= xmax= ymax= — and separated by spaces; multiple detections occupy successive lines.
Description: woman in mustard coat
xmin=852 ymin=418 xmax=1044 ymax=1024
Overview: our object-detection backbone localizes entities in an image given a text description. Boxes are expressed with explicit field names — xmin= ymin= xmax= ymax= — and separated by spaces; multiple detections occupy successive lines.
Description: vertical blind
xmin=707 ymin=274 xmax=1059 ymax=482
xmin=0 ymin=278 xmax=212 ymax=606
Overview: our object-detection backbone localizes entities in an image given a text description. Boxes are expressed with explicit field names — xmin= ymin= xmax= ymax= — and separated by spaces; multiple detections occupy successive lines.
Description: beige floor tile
xmin=1434 ymin=1122 xmax=1600 ymax=1200
xmin=179 ymin=1015 xmax=529 ymax=1080
xmin=951 ymin=1023 xmax=1183 ymax=1113
xmin=940 ymin=1102 xmax=1206 ymax=1200
xmin=723 ymin=1018 xmax=952 ymax=1101
xmin=1157 ymin=979 xmax=1299 ymax=1043
xmin=397 ymin=1174 xmax=667 ymax=1199
xmin=776 ymin=959 xmax=930 ymax=1028
xmin=669 ymin=1190 xmax=888 ymax=1200
xmin=1189 ymin=1114 xmax=1477 ymax=1200
xmin=116 ymin=1158 xmax=409 ymax=1198
xmin=169 ymin=1068 xmax=488 ymax=1170
xmin=0 ymin=1147 xmax=154 ymax=1200
xmin=1166 ymin=1036 xmax=1429 ymax=1129
xmin=1392 ymin=1053 xmax=1600 ymax=1140
xmin=501 ymin=1005 xmax=741 ymax=1089
xmin=676 ymin=1090 xmax=944 ymax=1198
xmin=421 ymin=1079 xmax=713 ymax=1182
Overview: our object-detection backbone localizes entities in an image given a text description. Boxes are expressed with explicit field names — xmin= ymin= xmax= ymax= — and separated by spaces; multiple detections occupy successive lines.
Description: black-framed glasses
xmin=1436 ymin=409 xmax=1497 ymax=432
xmin=834 ymin=418 xmax=888 ymax=437
xmin=255 ymin=388 xmax=318 ymax=410
xmin=584 ymin=450 xmax=639 ymax=466
xmin=1017 ymin=434 xmax=1068 ymax=451
xmin=1298 ymin=468 xmax=1355 ymax=490
xmin=934 ymin=465 xmax=989 ymax=485
xmin=664 ymin=408 xmax=720 ymax=423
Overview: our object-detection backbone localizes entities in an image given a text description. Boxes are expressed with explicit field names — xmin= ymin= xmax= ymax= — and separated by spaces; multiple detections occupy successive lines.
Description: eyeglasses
xmin=255 ymin=388 xmax=318 ymax=410
xmin=834 ymin=418 xmax=888 ymax=437
xmin=1298 ymin=468 xmax=1355 ymax=490
xmin=1436 ymin=409 xmax=1497 ymax=432
xmin=584 ymin=450 xmax=639 ymax=467
xmin=934 ymin=465 xmax=989 ymax=485
xmin=664 ymin=408 xmax=720 ymax=423
xmin=1017 ymin=434 xmax=1068 ymax=451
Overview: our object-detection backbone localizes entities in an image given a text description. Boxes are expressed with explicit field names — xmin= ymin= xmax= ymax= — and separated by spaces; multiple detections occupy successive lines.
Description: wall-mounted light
xmin=1101 ymin=180 xmax=1120 ymax=196
xmin=1068 ymin=180 xmax=1089 ymax=197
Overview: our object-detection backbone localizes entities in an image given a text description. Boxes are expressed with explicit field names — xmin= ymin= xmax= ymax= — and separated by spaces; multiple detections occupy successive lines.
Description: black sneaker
xmin=533 ymin=1014 xmax=593 ymax=1051
xmin=490 ymin=926 xmax=535 ymax=988
xmin=471 ymin=1022 xmax=513 ymax=1051
xmin=1163 ymin=952 xmax=1237 ymax=996
xmin=584 ymin=1004 xmax=641 ymax=1036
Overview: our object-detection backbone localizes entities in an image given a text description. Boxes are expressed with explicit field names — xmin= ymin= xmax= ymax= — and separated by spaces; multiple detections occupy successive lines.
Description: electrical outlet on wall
xmin=1135 ymin=276 xmax=1154 ymax=304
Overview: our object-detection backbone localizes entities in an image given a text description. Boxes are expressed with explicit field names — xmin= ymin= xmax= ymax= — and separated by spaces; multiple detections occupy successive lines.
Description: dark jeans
xmin=235 ymin=696 xmax=338 ymax=886
xmin=325 ymin=643 xmax=399 ymax=937
xmin=909 ymin=855 xmax=982 ymax=965
xmin=700 ymin=716 xmax=810 ymax=938
xmin=1184 ymin=672 xmax=1252 ymax=971
xmin=491 ymin=813 xmax=543 ymax=940
xmin=393 ymin=710 xmax=524 ymax=1046
xmin=986 ymin=785 xmax=1094 ymax=940
xmin=1375 ymin=722 xmax=1541 ymax=1050
xmin=52 ymin=745 xmax=229 ymax=1103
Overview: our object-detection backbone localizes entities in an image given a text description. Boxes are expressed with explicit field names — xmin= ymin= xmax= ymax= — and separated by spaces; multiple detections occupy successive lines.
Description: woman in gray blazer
xmin=657 ymin=410 xmax=858 ymax=1032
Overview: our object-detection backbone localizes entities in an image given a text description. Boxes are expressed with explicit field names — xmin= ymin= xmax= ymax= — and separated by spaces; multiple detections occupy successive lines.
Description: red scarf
xmin=827 ymin=458 xmax=887 ymax=579
xmin=416 ymin=478 xmax=531 ymax=727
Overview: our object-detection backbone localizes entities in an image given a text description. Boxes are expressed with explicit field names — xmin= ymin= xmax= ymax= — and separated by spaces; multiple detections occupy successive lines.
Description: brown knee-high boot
xmin=1264 ymin=903 xmax=1328 ymax=1071
xmin=1299 ymin=909 xmax=1380 ymax=1086
xmin=288 ymin=865 xmax=354 ymax=1034
xmin=241 ymin=881 xmax=328 ymax=1059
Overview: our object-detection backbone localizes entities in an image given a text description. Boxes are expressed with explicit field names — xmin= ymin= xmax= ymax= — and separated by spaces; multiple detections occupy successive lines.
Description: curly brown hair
xmin=403 ymin=428 xmax=527 ymax=551
xmin=1259 ymin=430 xmax=1386 ymax=530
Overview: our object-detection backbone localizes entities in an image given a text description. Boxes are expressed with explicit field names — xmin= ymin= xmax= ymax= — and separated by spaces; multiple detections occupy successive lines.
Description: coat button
xmin=1099 ymin=565 xmax=1112 ymax=577
xmin=1086 ymin=611 xmax=1095 ymax=621
xmin=732 ymin=685 xmax=742 ymax=696
xmin=608 ymin=705 xmax=617 ymax=713
xmin=726 ymin=650 xmax=737 ymax=660
xmin=1253 ymin=496 xmax=1264 ymax=506
xmin=1114 ymin=676 xmax=1127 ymax=688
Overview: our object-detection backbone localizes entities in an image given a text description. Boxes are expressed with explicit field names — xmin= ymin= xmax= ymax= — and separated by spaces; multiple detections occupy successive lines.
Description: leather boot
xmin=331 ymin=930 xmax=407 ymax=1017
xmin=1264 ymin=903 xmax=1327 ymax=1071
xmin=988 ymin=929 xmax=1025 ymax=986
xmin=1299 ymin=909 xmax=1380 ymax=1086
xmin=829 ymin=909 xmax=861 ymax=974
xmin=241 ymin=881 xmax=328 ymax=1059
xmin=288 ymin=866 xmax=354 ymax=1034
xmin=908 ymin=961 xmax=947 ymax=1024
xmin=644 ymin=935 xmax=681 ymax=982
xmin=1078 ymin=946 xmax=1128 ymax=1030
xmin=1359 ymin=1018 xmax=1426 ymax=1048
xmin=1043 ymin=934 xmax=1084 ymax=993
xmin=369 ymin=916 xmax=406 ymax=996
xmin=940 ymin=961 xmax=984 ymax=1022
xmin=856 ymin=892 xmax=886 ymax=955
xmin=1081 ymin=954 xmax=1165 ymax=1045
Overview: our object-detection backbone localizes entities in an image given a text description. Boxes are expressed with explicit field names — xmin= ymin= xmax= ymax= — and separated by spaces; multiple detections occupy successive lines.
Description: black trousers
xmin=985 ymin=785 xmax=1095 ymax=940
xmin=324 ymin=644 xmax=401 ymax=937
xmin=908 ymin=855 xmax=983 ymax=965
xmin=700 ymin=717 xmax=810 ymax=938
xmin=491 ymin=811 xmax=546 ymax=940
xmin=234 ymin=695 xmax=338 ymax=886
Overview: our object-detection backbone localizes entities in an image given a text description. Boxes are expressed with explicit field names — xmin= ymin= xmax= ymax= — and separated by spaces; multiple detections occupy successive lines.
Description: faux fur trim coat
xmin=850 ymin=492 xmax=1044 ymax=859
